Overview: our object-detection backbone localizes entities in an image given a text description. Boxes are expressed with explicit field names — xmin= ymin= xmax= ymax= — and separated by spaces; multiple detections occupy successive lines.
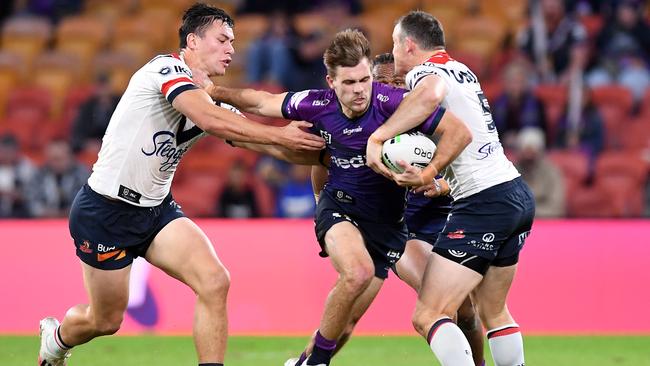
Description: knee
xmin=339 ymin=264 xmax=374 ymax=295
xmin=196 ymin=266 xmax=231 ymax=300
xmin=411 ymin=307 xmax=432 ymax=336
xmin=411 ymin=304 xmax=454 ymax=337
xmin=93 ymin=313 xmax=123 ymax=336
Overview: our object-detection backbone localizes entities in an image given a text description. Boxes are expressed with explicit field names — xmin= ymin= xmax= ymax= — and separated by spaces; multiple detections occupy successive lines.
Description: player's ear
xmin=325 ymin=74 xmax=335 ymax=89
xmin=186 ymin=33 xmax=197 ymax=50
xmin=405 ymin=37 xmax=416 ymax=54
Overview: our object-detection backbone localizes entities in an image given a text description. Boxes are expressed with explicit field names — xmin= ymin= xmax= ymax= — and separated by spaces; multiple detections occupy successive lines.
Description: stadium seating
xmin=1 ymin=16 xmax=52 ymax=69
xmin=547 ymin=149 xmax=590 ymax=184
xmin=55 ymin=15 xmax=110 ymax=82
xmin=31 ymin=52 xmax=82 ymax=118
xmin=568 ymin=183 xmax=627 ymax=217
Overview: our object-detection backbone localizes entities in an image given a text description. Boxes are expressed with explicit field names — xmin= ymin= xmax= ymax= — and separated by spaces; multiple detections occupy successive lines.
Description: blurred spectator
xmin=518 ymin=0 xmax=589 ymax=83
xmin=275 ymin=164 xmax=316 ymax=218
xmin=515 ymin=127 xmax=566 ymax=217
xmin=245 ymin=11 xmax=293 ymax=87
xmin=238 ymin=0 xmax=361 ymax=16
xmin=216 ymin=161 xmax=259 ymax=218
xmin=70 ymin=74 xmax=121 ymax=153
xmin=492 ymin=61 xmax=547 ymax=150
xmin=13 ymin=0 xmax=83 ymax=23
xmin=0 ymin=134 xmax=36 ymax=218
xmin=26 ymin=140 xmax=89 ymax=218
xmin=0 ymin=1 xmax=15 ymax=22
xmin=553 ymin=86 xmax=605 ymax=162
xmin=585 ymin=0 xmax=650 ymax=104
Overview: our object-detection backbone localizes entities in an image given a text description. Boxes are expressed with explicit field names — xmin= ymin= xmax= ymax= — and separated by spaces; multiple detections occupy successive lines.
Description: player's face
xmin=195 ymin=20 xmax=235 ymax=76
xmin=327 ymin=57 xmax=373 ymax=118
xmin=391 ymin=25 xmax=415 ymax=76
xmin=373 ymin=62 xmax=405 ymax=88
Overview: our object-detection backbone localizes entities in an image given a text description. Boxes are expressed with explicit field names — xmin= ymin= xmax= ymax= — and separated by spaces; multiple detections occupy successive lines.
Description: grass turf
xmin=3 ymin=335 xmax=649 ymax=365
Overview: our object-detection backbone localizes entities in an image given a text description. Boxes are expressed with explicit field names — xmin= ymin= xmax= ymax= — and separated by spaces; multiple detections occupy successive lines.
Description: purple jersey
xmin=282 ymin=82 xmax=444 ymax=223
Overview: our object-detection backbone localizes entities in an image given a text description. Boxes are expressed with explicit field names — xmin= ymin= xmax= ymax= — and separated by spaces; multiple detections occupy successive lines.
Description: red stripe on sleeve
xmin=161 ymin=77 xmax=194 ymax=96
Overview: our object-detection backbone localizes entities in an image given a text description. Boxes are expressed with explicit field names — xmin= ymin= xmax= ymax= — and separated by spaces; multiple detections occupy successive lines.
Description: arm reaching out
xmin=204 ymin=85 xmax=287 ymax=118
xmin=230 ymin=122 xmax=324 ymax=165
xmin=172 ymin=89 xmax=325 ymax=150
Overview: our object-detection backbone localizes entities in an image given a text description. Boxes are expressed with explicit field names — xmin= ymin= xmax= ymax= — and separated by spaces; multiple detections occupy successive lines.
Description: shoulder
xmin=143 ymin=53 xmax=192 ymax=78
xmin=282 ymin=89 xmax=335 ymax=119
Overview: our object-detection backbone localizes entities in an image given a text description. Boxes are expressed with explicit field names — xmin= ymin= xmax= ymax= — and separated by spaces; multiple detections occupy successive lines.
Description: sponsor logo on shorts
xmin=448 ymin=249 xmax=467 ymax=258
xmin=470 ymin=239 xmax=495 ymax=251
xmin=447 ymin=229 xmax=465 ymax=239
xmin=79 ymin=240 xmax=93 ymax=254
xmin=97 ymin=249 xmax=127 ymax=262
xmin=386 ymin=250 xmax=401 ymax=260
xmin=518 ymin=231 xmax=531 ymax=246
xmin=482 ymin=233 xmax=495 ymax=243
xmin=97 ymin=244 xmax=116 ymax=253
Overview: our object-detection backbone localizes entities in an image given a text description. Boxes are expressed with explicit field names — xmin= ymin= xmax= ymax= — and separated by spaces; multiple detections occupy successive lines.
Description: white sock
xmin=46 ymin=326 xmax=71 ymax=356
xmin=487 ymin=323 xmax=525 ymax=366
xmin=428 ymin=317 xmax=474 ymax=366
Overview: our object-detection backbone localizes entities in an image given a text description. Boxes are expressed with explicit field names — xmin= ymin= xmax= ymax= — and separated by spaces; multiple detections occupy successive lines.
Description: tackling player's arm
xmin=204 ymin=85 xmax=286 ymax=118
xmin=172 ymin=89 xmax=324 ymax=150
xmin=229 ymin=130 xmax=323 ymax=165
xmin=311 ymin=164 xmax=329 ymax=203
xmin=367 ymin=74 xmax=472 ymax=184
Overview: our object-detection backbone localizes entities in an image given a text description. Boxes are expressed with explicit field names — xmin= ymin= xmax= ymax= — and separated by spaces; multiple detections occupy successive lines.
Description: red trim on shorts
xmin=161 ymin=77 xmax=193 ymax=96
xmin=487 ymin=326 xmax=520 ymax=339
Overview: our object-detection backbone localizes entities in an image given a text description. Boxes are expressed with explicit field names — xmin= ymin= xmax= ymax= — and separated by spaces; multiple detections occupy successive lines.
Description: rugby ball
xmin=382 ymin=132 xmax=436 ymax=173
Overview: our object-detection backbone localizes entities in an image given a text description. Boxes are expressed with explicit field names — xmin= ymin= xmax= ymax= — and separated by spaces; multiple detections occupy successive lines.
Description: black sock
xmin=306 ymin=330 xmax=336 ymax=365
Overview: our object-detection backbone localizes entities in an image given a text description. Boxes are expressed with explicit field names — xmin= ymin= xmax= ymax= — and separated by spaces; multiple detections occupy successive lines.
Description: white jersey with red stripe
xmin=88 ymin=53 xmax=206 ymax=207
xmin=405 ymin=51 xmax=520 ymax=200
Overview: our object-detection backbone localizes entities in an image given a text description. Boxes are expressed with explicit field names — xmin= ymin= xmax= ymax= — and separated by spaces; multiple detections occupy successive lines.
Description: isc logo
xmin=331 ymin=155 xmax=366 ymax=169
xmin=414 ymin=147 xmax=433 ymax=159
xmin=312 ymin=99 xmax=330 ymax=106
xmin=376 ymin=94 xmax=389 ymax=102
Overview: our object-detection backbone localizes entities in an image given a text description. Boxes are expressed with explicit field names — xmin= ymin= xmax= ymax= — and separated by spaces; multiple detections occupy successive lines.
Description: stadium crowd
xmin=0 ymin=0 xmax=648 ymax=219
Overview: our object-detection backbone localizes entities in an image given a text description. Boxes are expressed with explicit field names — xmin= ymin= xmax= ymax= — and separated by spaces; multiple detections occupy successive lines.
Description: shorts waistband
xmin=84 ymin=184 xmax=172 ymax=210
xmin=457 ymin=177 xmax=524 ymax=202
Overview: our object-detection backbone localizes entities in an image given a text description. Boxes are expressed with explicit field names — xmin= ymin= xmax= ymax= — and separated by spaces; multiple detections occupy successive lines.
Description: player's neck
xmin=416 ymin=47 xmax=446 ymax=64
xmin=179 ymin=48 xmax=209 ymax=77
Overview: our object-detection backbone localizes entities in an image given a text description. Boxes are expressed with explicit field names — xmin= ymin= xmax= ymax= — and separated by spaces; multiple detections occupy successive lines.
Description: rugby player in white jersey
xmin=37 ymin=4 xmax=324 ymax=366
xmin=366 ymin=11 xmax=535 ymax=366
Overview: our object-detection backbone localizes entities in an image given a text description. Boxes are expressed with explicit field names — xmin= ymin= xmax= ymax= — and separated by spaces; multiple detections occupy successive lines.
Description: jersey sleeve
xmin=405 ymin=64 xmax=451 ymax=93
xmin=281 ymin=89 xmax=328 ymax=123
xmin=148 ymin=56 xmax=198 ymax=103
xmin=375 ymin=81 xmax=446 ymax=136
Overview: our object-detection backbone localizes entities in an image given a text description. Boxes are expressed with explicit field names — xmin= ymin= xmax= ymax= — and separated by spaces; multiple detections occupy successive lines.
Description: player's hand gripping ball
xmin=381 ymin=132 xmax=436 ymax=174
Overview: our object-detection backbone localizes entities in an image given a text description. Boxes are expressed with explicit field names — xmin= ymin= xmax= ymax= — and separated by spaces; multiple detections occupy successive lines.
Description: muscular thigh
xmin=393 ymin=239 xmax=433 ymax=292
xmin=417 ymin=253 xmax=483 ymax=315
xmin=81 ymin=261 xmax=131 ymax=317
xmin=145 ymin=217 xmax=225 ymax=291
xmin=324 ymin=221 xmax=373 ymax=275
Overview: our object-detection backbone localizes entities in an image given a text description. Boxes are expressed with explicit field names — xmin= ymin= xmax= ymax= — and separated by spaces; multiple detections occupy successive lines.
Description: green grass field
xmin=3 ymin=335 xmax=649 ymax=365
